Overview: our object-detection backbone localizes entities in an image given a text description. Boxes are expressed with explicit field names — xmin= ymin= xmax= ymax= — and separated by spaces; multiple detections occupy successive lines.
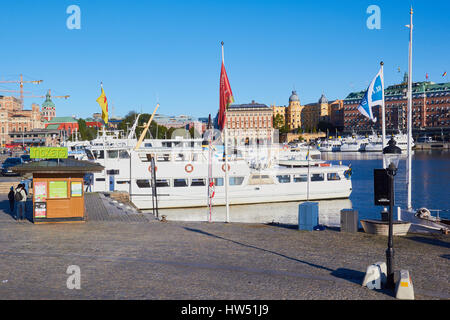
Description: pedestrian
xmin=8 ymin=186 xmax=15 ymax=214
xmin=15 ymin=183 xmax=27 ymax=221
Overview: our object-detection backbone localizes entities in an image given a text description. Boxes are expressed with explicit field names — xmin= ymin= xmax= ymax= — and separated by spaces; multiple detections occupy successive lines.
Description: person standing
xmin=8 ymin=186 xmax=15 ymax=215
xmin=15 ymin=184 xmax=27 ymax=221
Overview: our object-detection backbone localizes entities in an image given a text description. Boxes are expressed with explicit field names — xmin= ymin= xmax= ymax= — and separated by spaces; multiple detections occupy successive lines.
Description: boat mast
xmin=406 ymin=7 xmax=413 ymax=211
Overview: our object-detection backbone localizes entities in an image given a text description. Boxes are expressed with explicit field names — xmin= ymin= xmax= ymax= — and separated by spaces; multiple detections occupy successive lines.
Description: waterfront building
xmin=226 ymin=100 xmax=274 ymax=145
xmin=0 ymin=95 xmax=43 ymax=147
xmin=343 ymin=76 xmax=450 ymax=133
xmin=9 ymin=128 xmax=61 ymax=147
xmin=272 ymin=91 xmax=341 ymax=132
xmin=44 ymin=116 xmax=79 ymax=138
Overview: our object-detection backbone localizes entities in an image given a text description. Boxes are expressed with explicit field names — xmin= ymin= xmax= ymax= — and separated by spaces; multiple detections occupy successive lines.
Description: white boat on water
xmin=365 ymin=133 xmax=414 ymax=152
xmin=80 ymin=125 xmax=351 ymax=209
xmin=318 ymin=140 xmax=342 ymax=152
xmin=339 ymin=136 xmax=369 ymax=152
xmin=87 ymin=144 xmax=352 ymax=209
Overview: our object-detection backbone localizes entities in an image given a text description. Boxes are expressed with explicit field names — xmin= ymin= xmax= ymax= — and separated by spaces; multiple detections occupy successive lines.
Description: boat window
xmin=174 ymin=153 xmax=185 ymax=161
xmin=85 ymin=150 xmax=95 ymax=160
xmin=156 ymin=179 xmax=170 ymax=187
xmin=214 ymin=178 xmax=224 ymax=186
xmin=229 ymin=177 xmax=244 ymax=186
xmin=94 ymin=150 xmax=104 ymax=159
xmin=116 ymin=180 xmax=130 ymax=185
xmin=311 ymin=173 xmax=324 ymax=181
xmin=136 ymin=180 xmax=151 ymax=188
xmin=119 ymin=150 xmax=130 ymax=159
xmin=191 ymin=178 xmax=206 ymax=186
xmin=174 ymin=179 xmax=188 ymax=187
xmin=107 ymin=150 xmax=118 ymax=159
xmin=144 ymin=143 xmax=152 ymax=148
xmin=276 ymin=175 xmax=291 ymax=183
xmin=327 ymin=173 xmax=341 ymax=181
xmin=96 ymin=178 xmax=105 ymax=182
xmin=157 ymin=154 xmax=171 ymax=162
xmin=293 ymin=174 xmax=308 ymax=182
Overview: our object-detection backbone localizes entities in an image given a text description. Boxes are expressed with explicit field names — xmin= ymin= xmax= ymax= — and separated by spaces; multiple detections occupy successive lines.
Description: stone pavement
xmin=0 ymin=194 xmax=448 ymax=300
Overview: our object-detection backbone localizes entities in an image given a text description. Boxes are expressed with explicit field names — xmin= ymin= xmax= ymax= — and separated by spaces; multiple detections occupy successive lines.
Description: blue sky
xmin=0 ymin=0 xmax=449 ymax=119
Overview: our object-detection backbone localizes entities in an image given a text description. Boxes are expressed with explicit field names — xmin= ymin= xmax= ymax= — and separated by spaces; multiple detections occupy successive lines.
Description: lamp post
xmin=382 ymin=136 xmax=402 ymax=288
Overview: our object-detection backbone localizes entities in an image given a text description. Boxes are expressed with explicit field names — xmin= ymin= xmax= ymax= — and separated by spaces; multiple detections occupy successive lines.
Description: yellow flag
xmin=96 ymin=86 xmax=108 ymax=124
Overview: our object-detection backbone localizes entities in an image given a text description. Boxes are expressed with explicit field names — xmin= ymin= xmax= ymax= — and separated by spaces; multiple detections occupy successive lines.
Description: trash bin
xmin=298 ymin=202 xmax=319 ymax=231
xmin=340 ymin=209 xmax=358 ymax=233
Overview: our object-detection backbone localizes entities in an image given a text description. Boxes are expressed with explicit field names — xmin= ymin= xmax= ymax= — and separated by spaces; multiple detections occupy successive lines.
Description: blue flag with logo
xmin=358 ymin=67 xmax=384 ymax=122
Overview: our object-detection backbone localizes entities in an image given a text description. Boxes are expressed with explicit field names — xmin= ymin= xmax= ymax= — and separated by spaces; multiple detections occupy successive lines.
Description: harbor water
xmin=153 ymin=150 xmax=450 ymax=226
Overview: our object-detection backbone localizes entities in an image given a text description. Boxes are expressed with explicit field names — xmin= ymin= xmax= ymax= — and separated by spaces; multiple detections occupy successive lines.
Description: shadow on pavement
xmin=0 ymin=198 xmax=32 ymax=222
xmin=184 ymin=226 xmax=398 ymax=298
xmin=184 ymin=226 xmax=336 ymax=273
xmin=404 ymin=236 xmax=450 ymax=249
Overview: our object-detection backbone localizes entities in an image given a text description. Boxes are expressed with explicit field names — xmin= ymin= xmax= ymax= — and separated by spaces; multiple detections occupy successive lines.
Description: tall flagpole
xmin=380 ymin=61 xmax=387 ymax=167
xmin=222 ymin=42 xmax=230 ymax=223
xmin=406 ymin=7 xmax=413 ymax=211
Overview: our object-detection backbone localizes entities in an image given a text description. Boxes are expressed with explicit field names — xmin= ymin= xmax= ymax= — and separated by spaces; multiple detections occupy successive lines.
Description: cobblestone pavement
xmin=0 ymin=195 xmax=448 ymax=300
xmin=85 ymin=193 xmax=153 ymax=223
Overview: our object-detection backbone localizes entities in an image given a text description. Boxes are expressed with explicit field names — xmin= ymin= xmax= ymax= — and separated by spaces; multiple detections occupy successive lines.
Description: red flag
xmin=426 ymin=73 xmax=429 ymax=80
xmin=218 ymin=62 xmax=234 ymax=130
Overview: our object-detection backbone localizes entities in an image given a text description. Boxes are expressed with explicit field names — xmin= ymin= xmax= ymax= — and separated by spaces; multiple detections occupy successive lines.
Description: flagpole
xmin=222 ymin=41 xmax=230 ymax=223
xmin=406 ymin=7 xmax=413 ymax=211
xmin=380 ymin=61 xmax=386 ymax=167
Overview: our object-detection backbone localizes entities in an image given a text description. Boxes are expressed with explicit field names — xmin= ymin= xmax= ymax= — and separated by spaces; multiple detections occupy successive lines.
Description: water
xmin=153 ymin=150 xmax=450 ymax=225
xmin=321 ymin=150 xmax=450 ymax=221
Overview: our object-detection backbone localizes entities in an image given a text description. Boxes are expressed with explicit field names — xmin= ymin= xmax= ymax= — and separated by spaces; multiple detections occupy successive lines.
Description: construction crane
xmin=0 ymin=74 xmax=43 ymax=104
xmin=25 ymin=89 xmax=70 ymax=100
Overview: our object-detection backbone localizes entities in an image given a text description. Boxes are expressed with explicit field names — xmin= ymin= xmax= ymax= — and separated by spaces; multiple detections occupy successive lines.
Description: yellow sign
xmin=30 ymin=147 xmax=68 ymax=159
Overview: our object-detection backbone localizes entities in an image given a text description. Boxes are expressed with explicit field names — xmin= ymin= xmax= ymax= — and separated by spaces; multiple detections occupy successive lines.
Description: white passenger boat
xmin=88 ymin=145 xmax=352 ymax=209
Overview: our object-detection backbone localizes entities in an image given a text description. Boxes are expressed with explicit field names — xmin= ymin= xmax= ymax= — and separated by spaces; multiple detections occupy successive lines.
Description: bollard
xmin=298 ymin=202 xmax=318 ymax=231
xmin=395 ymin=270 xmax=414 ymax=300
xmin=340 ymin=209 xmax=358 ymax=232
xmin=362 ymin=262 xmax=386 ymax=290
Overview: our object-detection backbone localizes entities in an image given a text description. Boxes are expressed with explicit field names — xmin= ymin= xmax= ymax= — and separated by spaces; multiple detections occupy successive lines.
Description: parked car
xmin=20 ymin=154 xmax=32 ymax=163
xmin=1 ymin=157 xmax=23 ymax=176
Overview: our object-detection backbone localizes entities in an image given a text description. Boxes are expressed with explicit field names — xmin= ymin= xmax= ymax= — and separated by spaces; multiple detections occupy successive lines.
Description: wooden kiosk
xmin=13 ymin=155 xmax=104 ymax=224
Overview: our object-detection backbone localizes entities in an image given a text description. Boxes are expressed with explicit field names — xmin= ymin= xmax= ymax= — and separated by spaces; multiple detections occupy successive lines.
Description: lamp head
xmin=383 ymin=136 xmax=402 ymax=170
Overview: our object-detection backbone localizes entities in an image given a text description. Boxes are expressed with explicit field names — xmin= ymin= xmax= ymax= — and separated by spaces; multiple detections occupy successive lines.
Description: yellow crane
xmin=0 ymin=74 xmax=43 ymax=104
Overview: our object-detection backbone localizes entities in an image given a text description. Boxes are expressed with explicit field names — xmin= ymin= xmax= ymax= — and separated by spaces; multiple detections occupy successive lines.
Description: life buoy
xmin=185 ymin=164 xmax=194 ymax=173
xmin=209 ymin=181 xmax=215 ymax=198
xmin=283 ymin=145 xmax=289 ymax=151
xmin=222 ymin=163 xmax=230 ymax=172
xmin=148 ymin=165 xmax=157 ymax=173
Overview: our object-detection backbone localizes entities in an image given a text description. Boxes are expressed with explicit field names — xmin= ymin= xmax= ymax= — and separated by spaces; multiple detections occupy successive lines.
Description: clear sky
xmin=0 ymin=0 xmax=449 ymax=119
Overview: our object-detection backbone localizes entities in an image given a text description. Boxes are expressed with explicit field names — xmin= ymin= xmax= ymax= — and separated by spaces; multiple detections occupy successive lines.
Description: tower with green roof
xmin=41 ymin=90 xmax=56 ymax=121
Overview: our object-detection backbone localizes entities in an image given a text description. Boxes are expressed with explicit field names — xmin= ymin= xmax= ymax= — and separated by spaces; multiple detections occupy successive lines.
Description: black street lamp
xmin=382 ymin=136 xmax=402 ymax=289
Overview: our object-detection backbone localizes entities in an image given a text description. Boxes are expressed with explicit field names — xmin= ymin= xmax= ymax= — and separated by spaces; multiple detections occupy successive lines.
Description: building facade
xmin=0 ymin=95 xmax=43 ymax=147
xmin=226 ymin=101 xmax=274 ymax=145
xmin=343 ymin=78 xmax=450 ymax=133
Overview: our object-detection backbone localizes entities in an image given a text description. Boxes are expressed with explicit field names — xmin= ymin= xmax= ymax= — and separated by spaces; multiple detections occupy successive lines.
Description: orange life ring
xmin=185 ymin=164 xmax=194 ymax=173
xmin=148 ymin=165 xmax=157 ymax=172
xmin=222 ymin=163 xmax=230 ymax=172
